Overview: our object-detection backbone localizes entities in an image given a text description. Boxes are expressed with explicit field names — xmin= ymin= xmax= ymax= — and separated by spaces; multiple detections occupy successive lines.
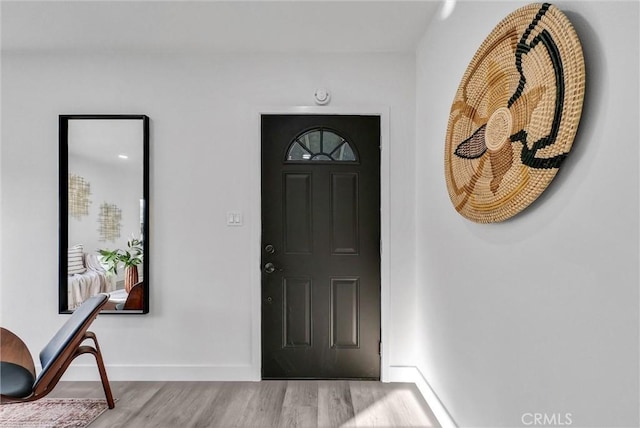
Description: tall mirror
xmin=59 ymin=115 xmax=149 ymax=314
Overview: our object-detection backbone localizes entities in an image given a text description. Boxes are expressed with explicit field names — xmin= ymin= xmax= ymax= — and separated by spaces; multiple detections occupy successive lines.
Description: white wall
xmin=0 ymin=51 xmax=418 ymax=379
xmin=415 ymin=1 xmax=639 ymax=427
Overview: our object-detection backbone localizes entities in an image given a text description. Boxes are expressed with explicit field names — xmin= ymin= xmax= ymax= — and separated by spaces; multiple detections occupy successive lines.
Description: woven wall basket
xmin=444 ymin=2 xmax=585 ymax=223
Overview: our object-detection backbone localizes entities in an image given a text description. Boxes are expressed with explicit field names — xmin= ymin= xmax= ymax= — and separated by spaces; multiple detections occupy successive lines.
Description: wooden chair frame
xmin=1 ymin=295 xmax=114 ymax=408
xmin=118 ymin=281 xmax=144 ymax=311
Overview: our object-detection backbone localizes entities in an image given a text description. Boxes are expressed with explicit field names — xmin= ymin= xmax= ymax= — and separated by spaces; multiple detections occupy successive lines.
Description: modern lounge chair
xmin=0 ymin=293 xmax=114 ymax=408
xmin=116 ymin=281 xmax=144 ymax=311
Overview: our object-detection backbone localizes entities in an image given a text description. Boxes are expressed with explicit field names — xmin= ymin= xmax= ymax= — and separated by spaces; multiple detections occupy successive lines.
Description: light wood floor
xmin=50 ymin=381 xmax=440 ymax=427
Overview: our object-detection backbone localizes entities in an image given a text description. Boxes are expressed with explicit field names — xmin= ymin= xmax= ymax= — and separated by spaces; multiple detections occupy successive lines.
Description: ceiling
xmin=1 ymin=1 xmax=441 ymax=54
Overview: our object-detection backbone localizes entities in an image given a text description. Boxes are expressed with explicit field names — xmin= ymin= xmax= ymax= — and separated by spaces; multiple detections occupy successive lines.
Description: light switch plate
xmin=226 ymin=211 xmax=243 ymax=226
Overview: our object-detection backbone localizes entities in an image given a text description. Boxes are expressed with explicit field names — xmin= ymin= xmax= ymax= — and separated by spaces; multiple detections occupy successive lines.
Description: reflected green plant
xmin=98 ymin=235 xmax=143 ymax=276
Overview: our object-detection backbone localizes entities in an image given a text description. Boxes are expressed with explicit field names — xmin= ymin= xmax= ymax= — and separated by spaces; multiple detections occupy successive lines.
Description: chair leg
xmin=84 ymin=332 xmax=115 ymax=409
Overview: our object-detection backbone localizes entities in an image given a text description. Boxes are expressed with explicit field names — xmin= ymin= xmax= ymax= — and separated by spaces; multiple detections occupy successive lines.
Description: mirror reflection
xmin=60 ymin=115 xmax=149 ymax=313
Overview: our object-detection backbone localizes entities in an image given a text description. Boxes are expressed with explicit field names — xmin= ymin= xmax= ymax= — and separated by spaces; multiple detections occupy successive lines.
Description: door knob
xmin=264 ymin=262 xmax=280 ymax=274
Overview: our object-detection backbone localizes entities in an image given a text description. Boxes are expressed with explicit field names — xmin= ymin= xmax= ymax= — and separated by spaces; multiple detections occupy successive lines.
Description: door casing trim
xmin=252 ymin=106 xmax=390 ymax=382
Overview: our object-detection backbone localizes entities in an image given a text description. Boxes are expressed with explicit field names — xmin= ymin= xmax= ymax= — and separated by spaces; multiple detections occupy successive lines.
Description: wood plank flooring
xmin=50 ymin=381 xmax=440 ymax=427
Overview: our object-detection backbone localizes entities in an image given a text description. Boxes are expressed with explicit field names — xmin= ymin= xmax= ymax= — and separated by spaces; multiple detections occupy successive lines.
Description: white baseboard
xmin=387 ymin=365 xmax=457 ymax=428
xmin=57 ymin=364 xmax=259 ymax=382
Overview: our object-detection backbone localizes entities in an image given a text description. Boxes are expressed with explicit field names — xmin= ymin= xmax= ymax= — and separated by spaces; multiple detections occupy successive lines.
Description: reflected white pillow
xmin=68 ymin=244 xmax=86 ymax=275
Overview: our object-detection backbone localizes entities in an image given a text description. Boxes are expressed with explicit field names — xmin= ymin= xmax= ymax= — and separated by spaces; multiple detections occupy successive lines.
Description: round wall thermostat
xmin=314 ymin=88 xmax=331 ymax=105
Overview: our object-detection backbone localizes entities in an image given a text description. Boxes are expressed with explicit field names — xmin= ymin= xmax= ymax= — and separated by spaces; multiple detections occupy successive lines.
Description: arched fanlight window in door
xmin=286 ymin=128 xmax=358 ymax=162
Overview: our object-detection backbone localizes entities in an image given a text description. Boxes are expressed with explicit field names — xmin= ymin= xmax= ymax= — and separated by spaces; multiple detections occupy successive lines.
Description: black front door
xmin=261 ymin=114 xmax=381 ymax=379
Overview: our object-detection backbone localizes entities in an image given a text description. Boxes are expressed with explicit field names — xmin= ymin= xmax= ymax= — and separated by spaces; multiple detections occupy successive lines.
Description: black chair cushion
xmin=0 ymin=361 xmax=35 ymax=398
xmin=37 ymin=294 xmax=107 ymax=383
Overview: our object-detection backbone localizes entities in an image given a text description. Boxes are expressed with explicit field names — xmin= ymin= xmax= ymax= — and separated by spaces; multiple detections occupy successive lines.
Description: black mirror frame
xmin=59 ymin=114 xmax=149 ymax=314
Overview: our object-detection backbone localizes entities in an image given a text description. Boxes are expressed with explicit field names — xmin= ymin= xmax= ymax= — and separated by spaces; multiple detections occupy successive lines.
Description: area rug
xmin=0 ymin=398 xmax=109 ymax=428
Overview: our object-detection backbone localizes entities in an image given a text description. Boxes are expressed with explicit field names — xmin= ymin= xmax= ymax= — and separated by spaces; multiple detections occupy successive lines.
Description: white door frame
xmin=251 ymin=106 xmax=391 ymax=382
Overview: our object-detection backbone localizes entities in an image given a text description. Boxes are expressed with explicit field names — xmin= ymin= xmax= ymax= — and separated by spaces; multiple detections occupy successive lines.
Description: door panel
xmin=331 ymin=278 xmax=360 ymax=348
xmin=262 ymin=115 xmax=380 ymax=379
xmin=284 ymin=173 xmax=313 ymax=254
xmin=283 ymin=277 xmax=312 ymax=347
xmin=331 ymin=173 xmax=359 ymax=255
